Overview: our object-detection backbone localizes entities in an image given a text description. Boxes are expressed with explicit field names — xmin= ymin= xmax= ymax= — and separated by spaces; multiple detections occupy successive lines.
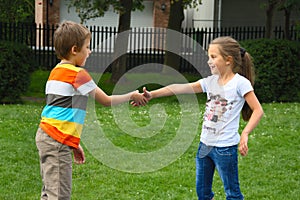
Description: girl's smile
xmin=207 ymin=58 xmax=219 ymax=75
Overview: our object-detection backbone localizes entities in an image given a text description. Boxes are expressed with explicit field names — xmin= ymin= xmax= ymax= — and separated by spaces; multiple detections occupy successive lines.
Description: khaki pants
xmin=36 ymin=128 xmax=72 ymax=200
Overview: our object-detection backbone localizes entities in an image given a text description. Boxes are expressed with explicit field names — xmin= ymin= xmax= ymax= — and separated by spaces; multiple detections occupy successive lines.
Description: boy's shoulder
xmin=48 ymin=64 xmax=90 ymax=83
xmin=54 ymin=63 xmax=84 ymax=72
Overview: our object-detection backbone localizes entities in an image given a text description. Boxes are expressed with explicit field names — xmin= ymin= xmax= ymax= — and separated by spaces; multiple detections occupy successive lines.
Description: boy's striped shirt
xmin=39 ymin=64 xmax=97 ymax=148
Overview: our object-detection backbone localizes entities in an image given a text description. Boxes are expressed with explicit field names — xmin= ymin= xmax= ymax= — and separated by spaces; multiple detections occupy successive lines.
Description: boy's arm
xmin=90 ymin=87 xmax=148 ymax=106
xmin=73 ymin=144 xmax=85 ymax=164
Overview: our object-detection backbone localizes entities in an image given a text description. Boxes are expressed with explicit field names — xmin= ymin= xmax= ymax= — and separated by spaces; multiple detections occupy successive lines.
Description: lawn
xmin=0 ymin=70 xmax=299 ymax=199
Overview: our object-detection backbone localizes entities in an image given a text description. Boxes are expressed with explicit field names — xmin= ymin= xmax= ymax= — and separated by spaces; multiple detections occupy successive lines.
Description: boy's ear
xmin=71 ymin=45 xmax=78 ymax=55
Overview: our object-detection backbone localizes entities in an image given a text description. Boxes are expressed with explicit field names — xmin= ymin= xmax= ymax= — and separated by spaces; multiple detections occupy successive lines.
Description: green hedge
xmin=0 ymin=41 xmax=37 ymax=103
xmin=241 ymin=39 xmax=300 ymax=103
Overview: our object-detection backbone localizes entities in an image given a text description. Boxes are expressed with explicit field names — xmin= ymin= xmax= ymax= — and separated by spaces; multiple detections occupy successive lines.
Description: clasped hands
xmin=131 ymin=87 xmax=151 ymax=107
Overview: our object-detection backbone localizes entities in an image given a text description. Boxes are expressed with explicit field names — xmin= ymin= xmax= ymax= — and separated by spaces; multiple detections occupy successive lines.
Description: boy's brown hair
xmin=54 ymin=21 xmax=91 ymax=60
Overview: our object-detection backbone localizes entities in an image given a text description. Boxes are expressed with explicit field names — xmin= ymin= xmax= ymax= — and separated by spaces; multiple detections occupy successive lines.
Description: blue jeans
xmin=195 ymin=142 xmax=244 ymax=200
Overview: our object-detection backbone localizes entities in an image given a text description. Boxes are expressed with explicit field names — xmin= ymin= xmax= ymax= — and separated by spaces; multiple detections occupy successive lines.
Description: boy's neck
xmin=59 ymin=59 xmax=75 ymax=65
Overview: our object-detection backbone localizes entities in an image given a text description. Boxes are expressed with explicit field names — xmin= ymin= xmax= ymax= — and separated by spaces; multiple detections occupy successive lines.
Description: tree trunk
xmin=109 ymin=0 xmax=132 ymax=83
xmin=163 ymin=0 xmax=184 ymax=72
xmin=284 ymin=8 xmax=291 ymax=40
xmin=265 ymin=1 xmax=278 ymax=38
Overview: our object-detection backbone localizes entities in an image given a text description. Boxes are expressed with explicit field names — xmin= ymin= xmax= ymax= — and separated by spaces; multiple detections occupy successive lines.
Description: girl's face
xmin=75 ymin=38 xmax=91 ymax=67
xmin=207 ymin=44 xmax=229 ymax=75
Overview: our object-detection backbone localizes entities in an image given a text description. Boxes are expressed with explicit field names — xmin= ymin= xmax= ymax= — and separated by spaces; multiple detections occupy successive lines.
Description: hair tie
xmin=240 ymin=47 xmax=246 ymax=58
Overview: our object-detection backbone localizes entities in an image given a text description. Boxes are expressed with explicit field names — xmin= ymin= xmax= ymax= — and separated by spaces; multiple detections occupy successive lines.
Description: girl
xmin=141 ymin=36 xmax=264 ymax=200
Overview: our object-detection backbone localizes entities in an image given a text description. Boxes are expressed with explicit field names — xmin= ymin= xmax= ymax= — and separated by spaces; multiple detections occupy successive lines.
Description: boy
xmin=35 ymin=21 xmax=147 ymax=199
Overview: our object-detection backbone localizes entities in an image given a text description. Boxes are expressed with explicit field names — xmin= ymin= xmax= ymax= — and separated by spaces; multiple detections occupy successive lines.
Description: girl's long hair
xmin=210 ymin=36 xmax=255 ymax=121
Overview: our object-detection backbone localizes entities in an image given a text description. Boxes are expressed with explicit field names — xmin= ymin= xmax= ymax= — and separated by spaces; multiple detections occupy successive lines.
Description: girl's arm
xmin=90 ymin=87 xmax=148 ymax=107
xmin=239 ymin=91 xmax=264 ymax=156
xmin=146 ymin=81 xmax=203 ymax=100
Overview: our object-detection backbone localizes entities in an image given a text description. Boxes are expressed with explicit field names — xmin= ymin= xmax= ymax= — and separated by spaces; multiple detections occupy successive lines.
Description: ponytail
xmin=210 ymin=37 xmax=255 ymax=121
xmin=240 ymin=51 xmax=255 ymax=121
xmin=240 ymin=51 xmax=255 ymax=86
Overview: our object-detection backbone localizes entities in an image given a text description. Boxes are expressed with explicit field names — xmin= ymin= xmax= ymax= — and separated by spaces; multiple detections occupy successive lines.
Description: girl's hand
xmin=73 ymin=144 xmax=85 ymax=164
xmin=142 ymin=87 xmax=152 ymax=100
xmin=130 ymin=90 xmax=148 ymax=106
xmin=239 ymin=132 xmax=249 ymax=156
xmin=131 ymin=87 xmax=151 ymax=107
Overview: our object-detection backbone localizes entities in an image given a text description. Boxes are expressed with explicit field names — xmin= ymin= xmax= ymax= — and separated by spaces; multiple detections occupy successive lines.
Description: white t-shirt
xmin=199 ymin=73 xmax=253 ymax=147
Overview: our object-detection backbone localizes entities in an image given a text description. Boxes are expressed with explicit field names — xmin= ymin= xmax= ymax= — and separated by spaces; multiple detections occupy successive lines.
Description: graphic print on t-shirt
xmin=203 ymin=93 xmax=236 ymax=134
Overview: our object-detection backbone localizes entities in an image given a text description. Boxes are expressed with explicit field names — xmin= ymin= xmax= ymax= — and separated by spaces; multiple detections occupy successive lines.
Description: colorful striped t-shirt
xmin=39 ymin=64 xmax=97 ymax=148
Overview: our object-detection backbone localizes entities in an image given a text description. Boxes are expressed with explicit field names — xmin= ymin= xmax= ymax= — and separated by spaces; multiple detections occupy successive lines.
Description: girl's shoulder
xmin=234 ymin=73 xmax=251 ymax=84
xmin=201 ymin=74 xmax=218 ymax=81
xmin=234 ymin=74 xmax=253 ymax=95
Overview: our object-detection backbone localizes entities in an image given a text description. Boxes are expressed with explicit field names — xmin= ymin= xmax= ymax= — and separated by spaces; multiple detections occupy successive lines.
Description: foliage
xmin=277 ymin=0 xmax=300 ymax=39
xmin=67 ymin=0 xmax=144 ymax=24
xmin=277 ymin=0 xmax=300 ymax=11
xmin=261 ymin=0 xmax=300 ymax=39
xmin=182 ymin=0 xmax=202 ymax=8
xmin=24 ymin=70 xmax=50 ymax=98
xmin=0 ymin=41 xmax=37 ymax=103
xmin=67 ymin=0 xmax=203 ymax=25
xmin=0 ymin=0 xmax=34 ymax=23
xmin=296 ymin=20 xmax=300 ymax=40
xmin=67 ymin=0 xmax=146 ymax=83
xmin=241 ymin=39 xmax=300 ymax=103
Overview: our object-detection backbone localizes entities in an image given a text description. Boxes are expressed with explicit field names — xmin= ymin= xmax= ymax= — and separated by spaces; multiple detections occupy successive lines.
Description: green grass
xmin=24 ymin=70 xmax=50 ymax=98
xmin=1 ymin=71 xmax=299 ymax=199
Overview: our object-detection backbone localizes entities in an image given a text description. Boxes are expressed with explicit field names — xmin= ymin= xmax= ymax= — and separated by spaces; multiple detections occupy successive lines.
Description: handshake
xmin=130 ymin=87 xmax=152 ymax=107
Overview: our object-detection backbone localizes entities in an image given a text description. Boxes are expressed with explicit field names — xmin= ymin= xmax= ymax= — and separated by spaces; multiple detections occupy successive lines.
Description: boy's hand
xmin=131 ymin=87 xmax=152 ymax=107
xmin=130 ymin=90 xmax=148 ymax=106
xmin=73 ymin=144 xmax=85 ymax=164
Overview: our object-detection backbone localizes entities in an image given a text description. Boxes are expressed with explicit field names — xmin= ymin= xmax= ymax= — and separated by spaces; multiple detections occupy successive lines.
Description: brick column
xmin=153 ymin=0 xmax=170 ymax=50
xmin=153 ymin=0 xmax=170 ymax=28
xmin=35 ymin=0 xmax=60 ymax=25
xmin=35 ymin=0 xmax=60 ymax=47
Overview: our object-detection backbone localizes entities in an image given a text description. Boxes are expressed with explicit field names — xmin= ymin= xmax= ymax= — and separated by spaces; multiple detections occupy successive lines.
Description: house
xmin=32 ymin=0 xmax=299 ymax=71
xmin=35 ymin=0 xmax=299 ymax=29
xmin=35 ymin=0 xmax=170 ymax=28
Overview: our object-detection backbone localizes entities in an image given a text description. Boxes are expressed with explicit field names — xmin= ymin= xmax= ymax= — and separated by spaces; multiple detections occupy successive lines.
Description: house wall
xmin=59 ymin=1 xmax=154 ymax=27
xmin=35 ymin=0 xmax=173 ymax=28
xmin=35 ymin=0 xmax=299 ymax=29
xmin=192 ymin=0 xmax=215 ymax=28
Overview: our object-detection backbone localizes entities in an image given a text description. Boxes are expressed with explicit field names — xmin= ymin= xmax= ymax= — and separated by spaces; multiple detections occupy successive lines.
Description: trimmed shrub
xmin=0 ymin=41 xmax=37 ymax=103
xmin=241 ymin=39 xmax=300 ymax=103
